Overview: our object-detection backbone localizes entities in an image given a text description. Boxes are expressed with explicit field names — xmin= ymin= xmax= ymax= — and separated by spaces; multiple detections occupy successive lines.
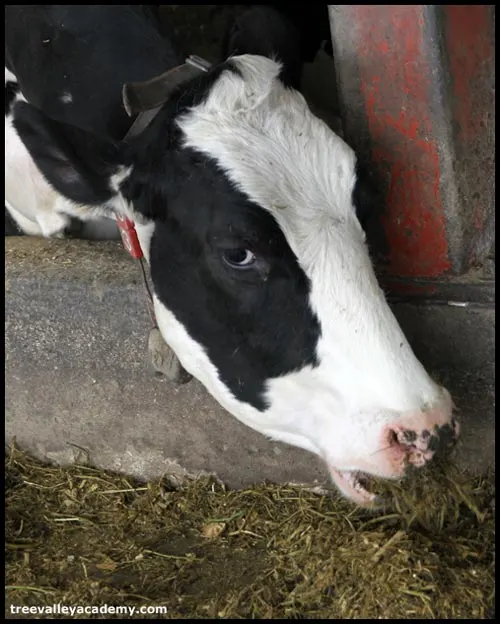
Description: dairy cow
xmin=5 ymin=5 xmax=459 ymax=505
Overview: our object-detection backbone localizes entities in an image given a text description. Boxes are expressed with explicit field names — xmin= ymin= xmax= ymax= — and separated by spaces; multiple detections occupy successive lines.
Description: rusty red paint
xmin=351 ymin=5 xmax=452 ymax=278
xmin=378 ymin=40 xmax=389 ymax=54
xmin=443 ymin=5 xmax=493 ymax=142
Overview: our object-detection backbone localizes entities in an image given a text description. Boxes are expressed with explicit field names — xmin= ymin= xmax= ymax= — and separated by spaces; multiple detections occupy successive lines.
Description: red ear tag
xmin=116 ymin=215 xmax=143 ymax=259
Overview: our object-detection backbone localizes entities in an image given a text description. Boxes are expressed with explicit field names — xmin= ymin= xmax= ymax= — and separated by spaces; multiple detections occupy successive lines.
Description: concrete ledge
xmin=5 ymin=237 xmax=495 ymax=486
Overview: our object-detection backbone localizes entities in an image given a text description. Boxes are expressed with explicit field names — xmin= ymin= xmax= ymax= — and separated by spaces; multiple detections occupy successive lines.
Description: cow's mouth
xmin=329 ymin=467 xmax=379 ymax=507
xmin=327 ymin=421 xmax=459 ymax=507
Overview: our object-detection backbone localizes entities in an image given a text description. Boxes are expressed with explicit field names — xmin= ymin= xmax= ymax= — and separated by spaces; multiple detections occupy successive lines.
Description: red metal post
xmin=328 ymin=5 xmax=494 ymax=287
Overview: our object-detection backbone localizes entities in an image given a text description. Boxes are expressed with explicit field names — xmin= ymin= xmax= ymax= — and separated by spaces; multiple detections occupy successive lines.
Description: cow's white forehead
xmin=177 ymin=54 xmax=364 ymax=267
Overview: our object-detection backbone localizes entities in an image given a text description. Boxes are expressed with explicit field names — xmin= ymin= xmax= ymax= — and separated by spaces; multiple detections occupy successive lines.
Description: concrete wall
xmin=5 ymin=237 xmax=495 ymax=486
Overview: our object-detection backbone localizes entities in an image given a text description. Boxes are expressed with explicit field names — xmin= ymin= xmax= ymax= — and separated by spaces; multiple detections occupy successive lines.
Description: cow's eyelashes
xmin=222 ymin=248 xmax=256 ymax=269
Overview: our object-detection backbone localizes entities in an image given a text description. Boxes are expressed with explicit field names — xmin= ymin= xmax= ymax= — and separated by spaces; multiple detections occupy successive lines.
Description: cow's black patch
xmin=146 ymin=184 xmax=322 ymax=411
xmin=5 ymin=81 xmax=19 ymax=116
xmin=121 ymin=72 xmax=322 ymax=410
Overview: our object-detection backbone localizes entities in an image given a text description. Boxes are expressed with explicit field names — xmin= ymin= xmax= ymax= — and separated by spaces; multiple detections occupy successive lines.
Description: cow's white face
xmin=9 ymin=54 xmax=459 ymax=506
xmin=128 ymin=56 xmax=458 ymax=505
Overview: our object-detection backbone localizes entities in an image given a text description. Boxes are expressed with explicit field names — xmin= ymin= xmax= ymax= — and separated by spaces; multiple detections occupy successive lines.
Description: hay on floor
xmin=6 ymin=445 xmax=495 ymax=619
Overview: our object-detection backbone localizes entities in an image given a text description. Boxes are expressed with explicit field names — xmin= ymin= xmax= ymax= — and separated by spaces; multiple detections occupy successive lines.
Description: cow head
xmin=13 ymin=55 xmax=459 ymax=506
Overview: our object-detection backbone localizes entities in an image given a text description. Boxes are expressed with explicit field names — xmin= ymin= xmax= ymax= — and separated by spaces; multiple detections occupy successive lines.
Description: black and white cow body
xmin=5 ymin=5 xmax=459 ymax=506
xmin=5 ymin=5 xmax=181 ymax=237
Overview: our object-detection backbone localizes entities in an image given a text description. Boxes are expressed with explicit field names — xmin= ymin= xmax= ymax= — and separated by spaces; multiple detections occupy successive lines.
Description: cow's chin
xmin=328 ymin=466 xmax=381 ymax=508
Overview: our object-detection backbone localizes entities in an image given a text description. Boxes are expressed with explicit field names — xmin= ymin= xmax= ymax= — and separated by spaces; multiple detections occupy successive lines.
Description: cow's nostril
xmin=388 ymin=429 xmax=399 ymax=447
xmin=401 ymin=430 xmax=417 ymax=444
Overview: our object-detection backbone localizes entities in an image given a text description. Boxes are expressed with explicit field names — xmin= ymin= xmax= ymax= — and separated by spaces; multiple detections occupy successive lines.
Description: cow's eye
xmin=222 ymin=248 xmax=256 ymax=269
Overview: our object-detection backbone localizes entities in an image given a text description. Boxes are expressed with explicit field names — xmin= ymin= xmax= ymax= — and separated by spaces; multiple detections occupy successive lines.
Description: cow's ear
xmin=13 ymin=101 xmax=123 ymax=207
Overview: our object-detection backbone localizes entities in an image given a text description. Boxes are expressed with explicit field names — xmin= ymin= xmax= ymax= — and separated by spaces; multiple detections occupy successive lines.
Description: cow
xmin=222 ymin=4 xmax=334 ymax=90
xmin=5 ymin=5 xmax=459 ymax=506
